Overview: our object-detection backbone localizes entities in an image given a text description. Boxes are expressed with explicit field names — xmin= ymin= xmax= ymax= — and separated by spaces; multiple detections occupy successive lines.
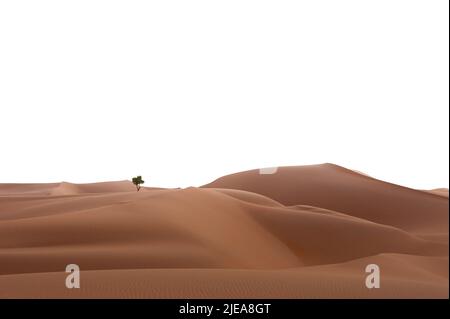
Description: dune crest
xmin=425 ymin=188 xmax=449 ymax=198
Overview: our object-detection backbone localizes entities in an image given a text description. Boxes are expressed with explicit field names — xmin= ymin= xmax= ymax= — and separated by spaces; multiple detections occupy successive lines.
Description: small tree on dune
xmin=132 ymin=176 xmax=144 ymax=192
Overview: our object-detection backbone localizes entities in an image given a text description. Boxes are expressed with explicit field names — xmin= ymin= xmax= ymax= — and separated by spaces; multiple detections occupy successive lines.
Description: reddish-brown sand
xmin=0 ymin=164 xmax=447 ymax=298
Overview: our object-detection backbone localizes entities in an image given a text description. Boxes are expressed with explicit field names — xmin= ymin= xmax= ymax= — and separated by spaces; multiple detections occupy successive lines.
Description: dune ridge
xmin=0 ymin=164 xmax=447 ymax=298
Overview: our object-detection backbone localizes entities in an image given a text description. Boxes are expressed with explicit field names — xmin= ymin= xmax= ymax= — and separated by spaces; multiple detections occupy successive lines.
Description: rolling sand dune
xmin=426 ymin=188 xmax=449 ymax=198
xmin=203 ymin=164 xmax=449 ymax=234
xmin=0 ymin=164 xmax=448 ymax=298
xmin=0 ymin=180 xmax=137 ymax=196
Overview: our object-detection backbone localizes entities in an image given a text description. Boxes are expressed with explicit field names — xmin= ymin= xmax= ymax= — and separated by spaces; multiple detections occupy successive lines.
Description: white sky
xmin=0 ymin=1 xmax=448 ymax=189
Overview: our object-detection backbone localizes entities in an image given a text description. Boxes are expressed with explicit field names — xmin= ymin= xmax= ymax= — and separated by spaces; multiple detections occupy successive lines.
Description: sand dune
xmin=0 ymin=180 xmax=137 ymax=196
xmin=0 ymin=254 xmax=447 ymax=299
xmin=203 ymin=164 xmax=449 ymax=234
xmin=426 ymin=188 xmax=449 ymax=198
xmin=0 ymin=164 xmax=447 ymax=298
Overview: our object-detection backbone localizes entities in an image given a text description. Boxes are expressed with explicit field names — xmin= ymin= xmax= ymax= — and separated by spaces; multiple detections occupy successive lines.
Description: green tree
xmin=132 ymin=176 xmax=144 ymax=192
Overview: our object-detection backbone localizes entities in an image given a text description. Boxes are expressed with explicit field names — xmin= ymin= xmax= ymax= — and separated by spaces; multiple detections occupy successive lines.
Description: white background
xmin=0 ymin=1 xmax=448 ymax=189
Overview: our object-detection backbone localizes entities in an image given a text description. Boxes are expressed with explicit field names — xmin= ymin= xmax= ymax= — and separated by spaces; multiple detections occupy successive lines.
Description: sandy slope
xmin=0 ymin=164 xmax=447 ymax=298
xmin=426 ymin=188 xmax=449 ymax=198
xmin=203 ymin=164 xmax=449 ymax=234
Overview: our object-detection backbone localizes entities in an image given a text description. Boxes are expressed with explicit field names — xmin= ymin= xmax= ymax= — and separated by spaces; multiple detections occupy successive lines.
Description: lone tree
xmin=132 ymin=176 xmax=144 ymax=192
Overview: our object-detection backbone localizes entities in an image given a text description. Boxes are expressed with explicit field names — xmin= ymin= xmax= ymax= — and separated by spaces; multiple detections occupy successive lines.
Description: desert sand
xmin=0 ymin=163 xmax=447 ymax=298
